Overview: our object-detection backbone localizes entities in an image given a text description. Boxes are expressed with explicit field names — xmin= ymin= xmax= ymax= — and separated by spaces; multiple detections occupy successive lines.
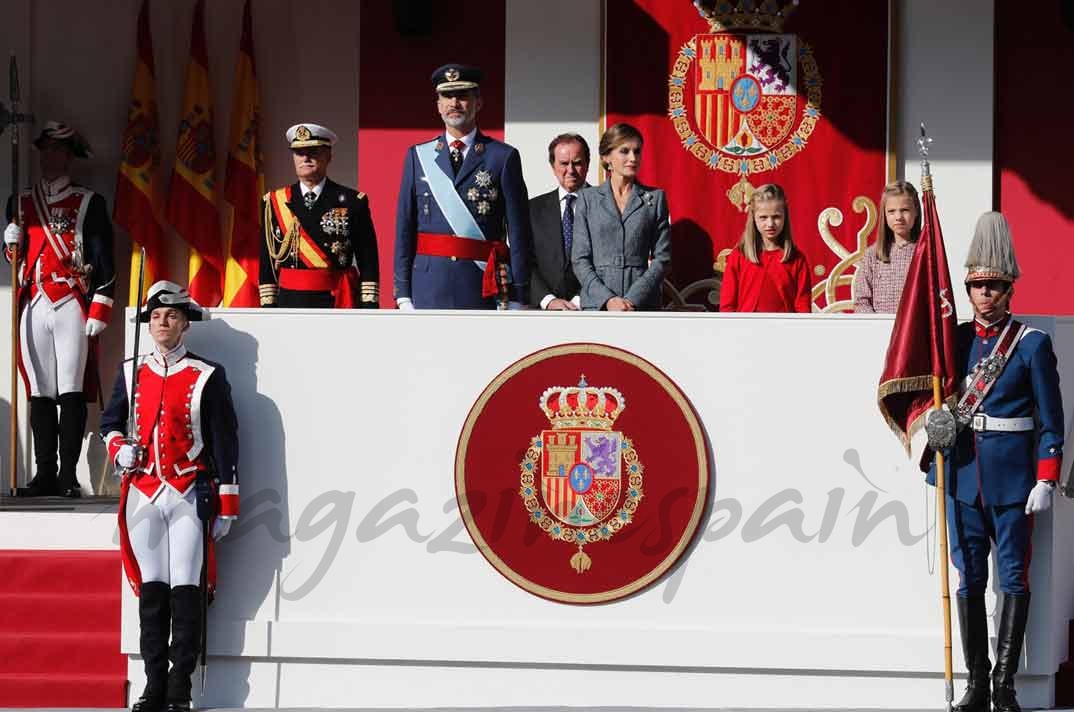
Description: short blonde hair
xmin=738 ymin=183 xmax=796 ymax=264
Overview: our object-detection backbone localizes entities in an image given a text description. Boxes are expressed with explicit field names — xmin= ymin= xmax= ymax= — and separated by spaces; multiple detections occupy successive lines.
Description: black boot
xmin=132 ymin=581 xmax=170 ymax=712
xmin=24 ymin=396 xmax=60 ymax=496
xmin=57 ymin=392 xmax=86 ymax=498
xmin=954 ymin=595 xmax=991 ymax=712
xmin=992 ymin=592 xmax=1031 ymax=712
xmin=166 ymin=585 xmax=202 ymax=710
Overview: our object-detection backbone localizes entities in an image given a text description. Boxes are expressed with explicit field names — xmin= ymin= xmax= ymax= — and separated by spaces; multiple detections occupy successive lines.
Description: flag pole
xmin=920 ymin=123 xmax=954 ymax=711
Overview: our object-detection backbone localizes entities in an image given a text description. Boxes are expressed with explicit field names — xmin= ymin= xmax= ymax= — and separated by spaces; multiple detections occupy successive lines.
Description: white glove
xmin=116 ymin=443 xmax=138 ymax=469
xmin=212 ymin=518 xmax=233 ymax=541
xmin=396 ymin=298 xmax=415 ymax=311
xmin=85 ymin=318 xmax=107 ymax=337
xmin=1025 ymin=481 xmax=1056 ymax=515
xmin=4 ymin=223 xmax=22 ymax=247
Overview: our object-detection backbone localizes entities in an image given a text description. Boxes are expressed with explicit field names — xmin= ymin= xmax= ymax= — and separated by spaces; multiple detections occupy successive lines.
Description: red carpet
xmin=0 ymin=550 xmax=126 ymax=708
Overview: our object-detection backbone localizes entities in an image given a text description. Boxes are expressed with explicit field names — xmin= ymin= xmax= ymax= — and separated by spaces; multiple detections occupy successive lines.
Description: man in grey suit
xmin=528 ymin=134 xmax=590 ymax=310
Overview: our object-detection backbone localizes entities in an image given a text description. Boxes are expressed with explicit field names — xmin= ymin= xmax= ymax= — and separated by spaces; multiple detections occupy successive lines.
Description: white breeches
xmin=126 ymin=485 xmax=204 ymax=587
xmin=20 ymin=295 xmax=87 ymax=398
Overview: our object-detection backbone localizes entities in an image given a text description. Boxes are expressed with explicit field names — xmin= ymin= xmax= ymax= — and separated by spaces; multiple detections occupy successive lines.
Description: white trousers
xmin=125 ymin=485 xmax=204 ymax=587
xmin=20 ymin=295 xmax=87 ymax=398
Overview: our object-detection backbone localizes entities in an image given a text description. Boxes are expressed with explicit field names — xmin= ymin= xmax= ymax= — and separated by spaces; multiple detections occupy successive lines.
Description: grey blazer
xmin=571 ymin=181 xmax=671 ymax=310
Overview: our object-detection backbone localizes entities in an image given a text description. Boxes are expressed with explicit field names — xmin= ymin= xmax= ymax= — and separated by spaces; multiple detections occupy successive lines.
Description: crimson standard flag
xmin=877 ymin=182 xmax=960 ymax=451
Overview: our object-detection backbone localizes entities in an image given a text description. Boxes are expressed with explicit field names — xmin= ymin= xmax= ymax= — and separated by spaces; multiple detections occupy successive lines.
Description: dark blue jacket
xmin=928 ymin=319 xmax=1064 ymax=506
xmin=393 ymin=132 xmax=531 ymax=308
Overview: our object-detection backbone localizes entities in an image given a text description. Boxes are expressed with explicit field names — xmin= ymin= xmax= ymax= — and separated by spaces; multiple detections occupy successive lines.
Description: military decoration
xmin=321 ymin=207 xmax=350 ymax=238
xmin=467 ymin=170 xmax=497 ymax=220
xmin=48 ymin=207 xmax=75 ymax=235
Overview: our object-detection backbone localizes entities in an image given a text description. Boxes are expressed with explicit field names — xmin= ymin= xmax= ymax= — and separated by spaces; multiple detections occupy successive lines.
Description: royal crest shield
xmin=456 ymin=343 xmax=709 ymax=604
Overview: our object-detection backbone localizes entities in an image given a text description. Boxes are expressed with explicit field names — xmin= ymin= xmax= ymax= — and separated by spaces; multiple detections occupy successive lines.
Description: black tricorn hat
xmin=139 ymin=281 xmax=205 ymax=322
xmin=33 ymin=121 xmax=93 ymax=159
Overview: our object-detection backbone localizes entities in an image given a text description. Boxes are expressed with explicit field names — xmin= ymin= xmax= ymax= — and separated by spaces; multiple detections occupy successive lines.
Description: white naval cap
xmin=286 ymin=123 xmax=338 ymax=149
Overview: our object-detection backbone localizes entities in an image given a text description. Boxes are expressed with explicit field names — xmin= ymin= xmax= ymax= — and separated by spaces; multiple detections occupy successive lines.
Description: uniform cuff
xmin=259 ymin=284 xmax=278 ymax=306
xmin=218 ymin=483 xmax=240 ymax=517
xmin=1037 ymin=457 xmax=1060 ymax=481
xmin=88 ymin=294 xmax=114 ymax=323
xmin=104 ymin=431 xmax=125 ymax=463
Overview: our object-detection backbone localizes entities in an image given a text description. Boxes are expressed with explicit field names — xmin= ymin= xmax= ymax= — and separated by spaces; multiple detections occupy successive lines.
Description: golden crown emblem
xmin=295 ymin=125 xmax=311 ymax=141
xmin=539 ymin=376 xmax=625 ymax=431
xmin=693 ymin=0 xmax=799 ymax=33
xmin=445 ymin=68 xmax=460 ymax=82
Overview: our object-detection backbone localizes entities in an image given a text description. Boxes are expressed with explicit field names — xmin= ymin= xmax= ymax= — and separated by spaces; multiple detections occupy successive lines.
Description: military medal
xmin=321 ymin=207 xmax=350 ymax=237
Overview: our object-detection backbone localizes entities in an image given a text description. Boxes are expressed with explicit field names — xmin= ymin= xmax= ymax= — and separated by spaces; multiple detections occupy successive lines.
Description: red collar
xmin=974 ymin=314 xmax=1010 ymax=338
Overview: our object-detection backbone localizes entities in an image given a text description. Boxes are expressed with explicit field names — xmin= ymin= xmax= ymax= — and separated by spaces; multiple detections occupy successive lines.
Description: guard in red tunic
xmin=4 ymin=121 xmax=116 ymax=497
xmin=100 ymin=281 xmax=239 ymax=712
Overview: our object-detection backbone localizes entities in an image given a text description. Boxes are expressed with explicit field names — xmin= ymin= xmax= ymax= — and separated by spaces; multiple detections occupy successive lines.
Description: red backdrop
xmin=605 ymin=0 xmax=890 ymax=309
xmin=357 ymin=1 xmax=506 ymax=308
xmin=996 ymin=0 xmax=1074 ymax=315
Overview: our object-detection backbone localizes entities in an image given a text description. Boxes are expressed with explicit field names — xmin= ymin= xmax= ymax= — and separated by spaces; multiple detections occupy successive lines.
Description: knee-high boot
xmin=25 ymin=396 xmax=59 ymax=496
xmin=954 ymin=595 xmax=991 ymax=712
xmin=132 ymin=581 xmax=170 ymax=712
xmin=992 ymin=593 xmax=1031 ymax=712
xmin=166 ymin=585 xmax=202 ymax=710
xmin=57 ymin=392 xmax=86 ymax=498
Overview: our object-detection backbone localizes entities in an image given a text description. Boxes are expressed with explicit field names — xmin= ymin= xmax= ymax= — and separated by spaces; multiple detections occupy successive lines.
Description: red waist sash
xmin=416 ymin=232 xmax=509 ymax=298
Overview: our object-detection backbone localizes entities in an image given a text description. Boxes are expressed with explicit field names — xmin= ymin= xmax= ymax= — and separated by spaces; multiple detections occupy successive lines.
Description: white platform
xmin=6 ymin=310 xmax=1074 ymax=710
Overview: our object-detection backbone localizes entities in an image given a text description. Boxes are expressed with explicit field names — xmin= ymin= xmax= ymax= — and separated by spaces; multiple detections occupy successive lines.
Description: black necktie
xmin=562 ymin=194 xmax=576 ymax=256
xmin=450 ymin=140 xmax=465 ymax=175
xmin=304 ymin=190 xmax=317 ymax=210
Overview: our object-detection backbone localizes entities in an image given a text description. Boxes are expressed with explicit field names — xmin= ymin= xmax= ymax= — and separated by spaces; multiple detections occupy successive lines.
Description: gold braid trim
xmin=263 ymin=194 xmax=298 ymax=279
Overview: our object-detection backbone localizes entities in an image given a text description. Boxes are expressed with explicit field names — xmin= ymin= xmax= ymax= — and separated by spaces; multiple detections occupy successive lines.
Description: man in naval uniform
xmin=100 ymin=281 xmax=239 ymax=712
xmin=393 ymin=64 xmax=531 ymax=309
xmin=3 ymin=121 xmax=116 ymax=497
xmin=925 ymin=212 xmax=1063 ymax=712
xmin=258 ymin=123 xmax=379 ymax=308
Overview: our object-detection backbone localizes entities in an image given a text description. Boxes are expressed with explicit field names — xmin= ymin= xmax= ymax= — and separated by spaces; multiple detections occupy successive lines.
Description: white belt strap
xmin=971 ymin=414 xmax=1035 ymax=432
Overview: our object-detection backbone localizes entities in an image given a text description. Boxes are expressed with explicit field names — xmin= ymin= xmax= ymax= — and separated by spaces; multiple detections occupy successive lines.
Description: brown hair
xmin=738 ymin=183 xmax=796 ymax=264
xmin=598 ymin=123 xmax=643 ymax=171
xmin=547 ymin=133 xmax=591 ymax=165
xmin=876 ymin=181 xmax=922 ymax=263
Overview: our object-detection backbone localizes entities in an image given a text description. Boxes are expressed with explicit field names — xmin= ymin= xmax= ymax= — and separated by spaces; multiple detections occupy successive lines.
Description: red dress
xmin=719 ymin=247 xmax=812 ymax=313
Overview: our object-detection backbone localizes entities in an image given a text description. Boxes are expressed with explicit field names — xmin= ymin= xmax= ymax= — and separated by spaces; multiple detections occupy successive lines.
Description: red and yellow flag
xmin=166 ymin=0 xmax=222 ymax=307
xmin=115 ymin=0 xmax=165 ymax=304
xmin=222 ymin=0 xmax=264 ymax=307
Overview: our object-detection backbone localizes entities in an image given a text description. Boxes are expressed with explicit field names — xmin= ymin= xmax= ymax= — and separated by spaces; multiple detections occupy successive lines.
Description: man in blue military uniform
xmin=393 ymin=64 xmax=531 ymax=309
xmin=259 ymin=123 xmax=379 ymax=308
xmin=925 ymin=212 xmax=1063 ymax=712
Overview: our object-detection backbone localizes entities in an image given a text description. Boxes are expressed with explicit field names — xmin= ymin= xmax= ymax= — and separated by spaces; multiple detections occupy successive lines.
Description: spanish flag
xmin=166 ymin=0 xmax=223 ymax=307
xmin=222 ymin=0 xmax=264 ymax=308
xmin=114 ymin=0 xmax=165 ymax=304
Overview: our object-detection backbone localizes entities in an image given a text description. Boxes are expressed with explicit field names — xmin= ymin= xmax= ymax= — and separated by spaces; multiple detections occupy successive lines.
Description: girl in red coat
xmin=719 ymin=183 xmax=812 ymax=313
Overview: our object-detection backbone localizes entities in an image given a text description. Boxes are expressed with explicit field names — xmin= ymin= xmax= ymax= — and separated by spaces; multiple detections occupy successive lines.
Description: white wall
xmin=83 ymin=309 xmax=1066 ymax=709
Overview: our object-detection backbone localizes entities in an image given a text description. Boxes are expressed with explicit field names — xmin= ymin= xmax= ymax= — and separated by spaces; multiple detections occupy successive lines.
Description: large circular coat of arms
xmin=668 ymin=7 xmax=822 ymax=179
xmin=456 ymin=343 xmax=709 ymax=604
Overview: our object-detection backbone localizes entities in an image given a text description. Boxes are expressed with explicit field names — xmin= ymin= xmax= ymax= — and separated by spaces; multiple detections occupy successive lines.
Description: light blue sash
xmin=415 ymin=140 xmax=486 ymax=269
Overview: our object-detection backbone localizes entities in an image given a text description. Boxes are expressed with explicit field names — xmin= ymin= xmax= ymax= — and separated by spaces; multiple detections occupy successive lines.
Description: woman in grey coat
xmin=571 ymin=123 xmax=671 ymax=311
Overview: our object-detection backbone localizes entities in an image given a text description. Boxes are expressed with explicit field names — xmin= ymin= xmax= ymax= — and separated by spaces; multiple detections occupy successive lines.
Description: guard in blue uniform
xmin=393 ymin=64 xmax=531 ymax=309
xmin=925 ymin=212 xmax=1063 ymax=712
xmin=259 ymin=123 xmax=379 ymax=309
